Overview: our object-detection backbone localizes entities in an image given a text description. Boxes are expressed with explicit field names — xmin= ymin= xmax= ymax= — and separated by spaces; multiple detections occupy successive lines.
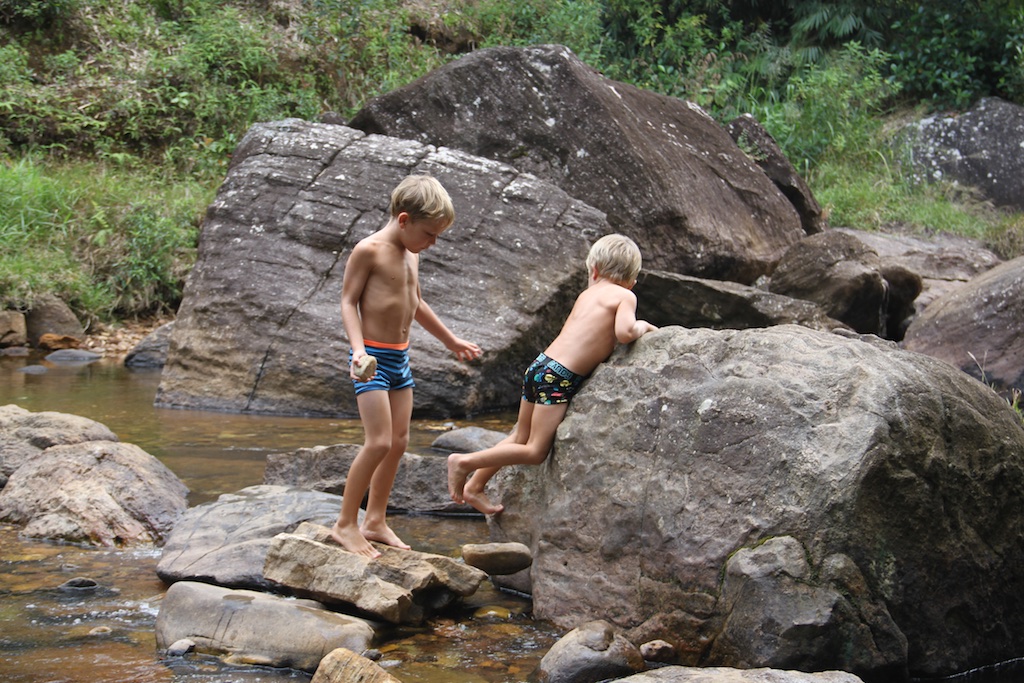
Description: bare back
xmin=542 ymin=278 xmax=644 ymax=376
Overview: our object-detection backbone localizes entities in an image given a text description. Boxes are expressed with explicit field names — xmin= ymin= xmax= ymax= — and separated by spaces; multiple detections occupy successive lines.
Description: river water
xmin=0 ymin=352 xmax=558 ymax=683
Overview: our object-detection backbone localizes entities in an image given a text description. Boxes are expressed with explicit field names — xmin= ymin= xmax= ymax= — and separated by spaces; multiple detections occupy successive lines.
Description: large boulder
xmin=903 ymin=254 xmax=1024 ymax=395
xmin=831 ymin=228 xmax=1001 ymax=314
xmin=349 ymin=44 xmax=805 ymax=283
xmin=155 ymin=118 xmax=608 ymax=418
xmin=0 ymin=440 xmax=188 ymax=546
xmin=726 ymin=113 xmax=827 ymax=236
xmin=0 ymin=404 xmax=119 ymax=488
xmin=487 ymin=325 xmax=1024 ymax=679
xmin=902 ymin=97 xmax=1024 ymax=211
xmin=768 ymin=230 xmax=921 ymax=339
xmin=636 ymin=270 xmax=845 ymax=332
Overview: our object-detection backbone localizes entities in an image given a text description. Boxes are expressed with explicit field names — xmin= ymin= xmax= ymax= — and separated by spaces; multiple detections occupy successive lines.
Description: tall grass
xmin=0 ymin=158 xmax=210 ymax=323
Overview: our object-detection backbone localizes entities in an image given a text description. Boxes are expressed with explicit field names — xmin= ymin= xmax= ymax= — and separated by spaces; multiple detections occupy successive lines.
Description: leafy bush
xmin=0 ymin=0 xmax=76 ymax=27
xmin=753 ymin=41 xmax=898 ymax=171
xmin=888 ymin=3 xmax=1024 ymax=109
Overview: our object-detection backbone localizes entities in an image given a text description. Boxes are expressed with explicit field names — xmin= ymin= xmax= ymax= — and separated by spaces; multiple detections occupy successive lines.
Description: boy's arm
xmin=414 ymin=296 xmax=482 ymax=362
xmin=614 ymin=291 xmax=658 ymax=344
xmin=340 ymin=246 xmax=372 ymax=376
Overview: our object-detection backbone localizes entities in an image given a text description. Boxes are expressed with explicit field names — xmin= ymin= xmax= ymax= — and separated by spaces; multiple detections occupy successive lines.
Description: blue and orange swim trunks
xmin=522 ymin=353 xmax=588 ymax=405
xmin=350 ymin=340 xmax=415 ymax=395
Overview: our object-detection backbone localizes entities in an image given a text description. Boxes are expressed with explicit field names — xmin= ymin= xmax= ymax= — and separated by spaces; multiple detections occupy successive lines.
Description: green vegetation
xmin=1 ymin=0 xmax=1022 ymax=325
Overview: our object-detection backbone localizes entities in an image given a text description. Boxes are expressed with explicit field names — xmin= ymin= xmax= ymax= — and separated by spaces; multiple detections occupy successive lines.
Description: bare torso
xmin=343 ymin=235 xmax=420 ymax=346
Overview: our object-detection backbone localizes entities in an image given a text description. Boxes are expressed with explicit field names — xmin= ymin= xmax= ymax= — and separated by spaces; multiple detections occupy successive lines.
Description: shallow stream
xmin=0 ymin=352 xmax=556 ymax=683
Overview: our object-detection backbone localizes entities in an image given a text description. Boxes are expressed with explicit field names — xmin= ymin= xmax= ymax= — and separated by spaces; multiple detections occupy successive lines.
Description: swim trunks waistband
xmin=363 ymin=339 xmax=410 ymax=351
xmin=536 ymin=353 xmax=581 ymax=381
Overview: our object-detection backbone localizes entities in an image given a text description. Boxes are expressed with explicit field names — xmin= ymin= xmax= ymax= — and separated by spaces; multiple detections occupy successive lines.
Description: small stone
xmin=166 ymin=638 xmax=195 ymax=656
xmin=461 ymin=542 xmax=532 ymax=575
xmin=354 ymin=354 xmax=377 ymax=382
xmin=640 ymin=639 xmax=675 ymax=662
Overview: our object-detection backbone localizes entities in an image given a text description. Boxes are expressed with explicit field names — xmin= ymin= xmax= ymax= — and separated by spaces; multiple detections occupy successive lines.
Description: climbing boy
xmin=332 ymin=174 xmax=482 ymax=558
xmin=447 ymin=233 xmax=657 ymax=514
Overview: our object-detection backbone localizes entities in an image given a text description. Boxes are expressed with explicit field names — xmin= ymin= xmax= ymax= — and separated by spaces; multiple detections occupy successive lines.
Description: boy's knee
xmin=525 ymin=448 xmax=550 ymax=465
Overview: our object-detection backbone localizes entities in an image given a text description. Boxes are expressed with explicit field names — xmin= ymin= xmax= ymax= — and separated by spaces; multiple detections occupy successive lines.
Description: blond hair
xmin=389 ymin=174 xmax=455 ymax=227
xmin=586 ymin=234 xmax=643 ymax=284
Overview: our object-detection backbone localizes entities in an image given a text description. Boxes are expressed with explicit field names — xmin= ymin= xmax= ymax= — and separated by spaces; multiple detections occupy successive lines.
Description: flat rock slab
xmin=155 ymin=580 xmax=375 ymax=672
xmin=263 ymin=522 xmax=487 ymax=624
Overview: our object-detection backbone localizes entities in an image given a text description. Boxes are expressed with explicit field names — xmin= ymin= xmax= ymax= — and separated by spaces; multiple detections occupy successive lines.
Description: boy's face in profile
xmin=399 ymin=213 xmax=450 ymax=253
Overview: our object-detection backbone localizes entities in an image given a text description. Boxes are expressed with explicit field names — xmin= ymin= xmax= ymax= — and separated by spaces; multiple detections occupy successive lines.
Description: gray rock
xmin=615 ymin=667 xmax=864 ymax=682
xmin=263 ymin=522 xmax=487 ymax=624
xmin=0 ymin=440 xmax=188 ymax=546
xmin=534 ymin=620 xmax=645 ymax=683
xmin=903 ymin=254 xmax=1024 ymax=395
xmin=726 ymin=113 xmax=827 ymax=236
xmin=156 ymin=118 xmax=608 ymax=418
xmin=156 ymin=484 xmax=344 ymax=589
xmin=768 ymin=230 xmax=921 ymax=338
xmin=0 ymin=404 xmax=119 ymax=488
xmin=155 ymin=581 xmax=375 ymax=672
xmin=124 ymin=321 xmax=174 ymax=368
xmin=0 ymin=310 xmax=27 ymax=347
xmin=264 ymin=443 xmax=473 ymax=514
xmin=636 ymin=269 xmax=846 ymax=332
xmin=832 ymin=227 xmax=1001 ymax=314
xmin=25 ymin=292 xmax=84 ymax=346
xmin=45 ymin=348 xmax=102 ymax=363
xmin=903 ymin=97 xmax=1024 ymax=211
xmin=487 ymin=325 xmax=1024 ymax=679
xmin=351 ymin=44 xmax=804 ymax=284
xmin=430 ymin=426 xmax=507 ymax=453
xmin=706 ymin=537 xmax=905 ymax=676
xmin=311 ymin=647 xmax=402 ymax=683
xmin=461 ymin=541 xmax=532 ymax=575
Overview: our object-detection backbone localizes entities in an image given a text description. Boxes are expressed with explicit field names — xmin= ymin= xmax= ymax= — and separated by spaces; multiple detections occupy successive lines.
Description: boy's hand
xmin=449 ymin=337 xmax=482 ymax=362
xmin=349 ymin=350 xmax=373 ymax=381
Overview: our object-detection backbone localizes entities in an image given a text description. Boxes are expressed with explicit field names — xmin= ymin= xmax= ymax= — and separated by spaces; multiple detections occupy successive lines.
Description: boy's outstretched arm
xmin=615 ymin=292 xmax=658 ymax=344
xmin=415 ymin=296 xmax=482 ymax=361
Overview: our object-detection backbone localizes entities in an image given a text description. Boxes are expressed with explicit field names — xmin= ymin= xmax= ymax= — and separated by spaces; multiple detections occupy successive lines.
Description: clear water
xmin=0 ymin=352 xmax=555 ymax=682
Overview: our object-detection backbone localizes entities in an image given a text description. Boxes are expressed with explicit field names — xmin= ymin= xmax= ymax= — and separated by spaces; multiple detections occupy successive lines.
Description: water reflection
xmin=1 ymin=353 xmax=554 ymax=683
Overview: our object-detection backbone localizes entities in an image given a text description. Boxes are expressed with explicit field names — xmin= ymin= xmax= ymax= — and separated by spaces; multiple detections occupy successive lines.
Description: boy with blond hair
xmin=332 ymin=174 xmax=481 ymax=558
xmin=447 ymin=233 xmax=657 ymax=514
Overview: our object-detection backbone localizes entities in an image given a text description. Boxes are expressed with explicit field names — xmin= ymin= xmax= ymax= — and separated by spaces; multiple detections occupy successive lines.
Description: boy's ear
xmin=396 ymin=211 xmax=410 ymax=227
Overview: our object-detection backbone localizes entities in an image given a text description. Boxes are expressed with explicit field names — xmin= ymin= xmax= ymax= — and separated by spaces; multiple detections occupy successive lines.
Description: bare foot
xmin=330 ymin=521 xmax=381 ymax=559
xmin=361 ymin=523 xmax=411 ymax=550
xmin=447 ymin=454 xmax=470 ymax=503
xmin=463 ymin=488 xmax=504 ymax=515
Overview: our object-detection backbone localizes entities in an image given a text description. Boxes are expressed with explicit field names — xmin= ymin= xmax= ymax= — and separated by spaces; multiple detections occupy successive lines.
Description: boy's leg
xmin=448 ymin=401 xmax=568 ymax=507
xmin=360 ymin=387 xmax=413 ymax=550
xmin=462 ymin=466 xmax=504 ymax=514
xmin=331 ymin=389 xmax=394 ymax=558
xmin=460 ymin=420 xmax=525 ymax=514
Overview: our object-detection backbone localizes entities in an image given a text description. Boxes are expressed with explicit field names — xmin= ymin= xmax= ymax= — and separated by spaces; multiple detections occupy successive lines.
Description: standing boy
xmin=447 ymin=234 xmax=657 ymax=514
xmin=332 ymin=174 xmax=481 ymax=558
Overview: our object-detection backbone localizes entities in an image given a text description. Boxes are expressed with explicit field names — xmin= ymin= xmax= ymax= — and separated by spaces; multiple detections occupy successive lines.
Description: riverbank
xmin=81 ymin=315 xmax=174 ymax=358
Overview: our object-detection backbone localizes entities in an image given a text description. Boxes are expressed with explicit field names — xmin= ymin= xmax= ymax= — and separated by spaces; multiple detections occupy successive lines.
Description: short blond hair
xmin=586 ymin=234 xmax=643 ymax=284
xmin=390 ymin=174 xmax=455 ymax=227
